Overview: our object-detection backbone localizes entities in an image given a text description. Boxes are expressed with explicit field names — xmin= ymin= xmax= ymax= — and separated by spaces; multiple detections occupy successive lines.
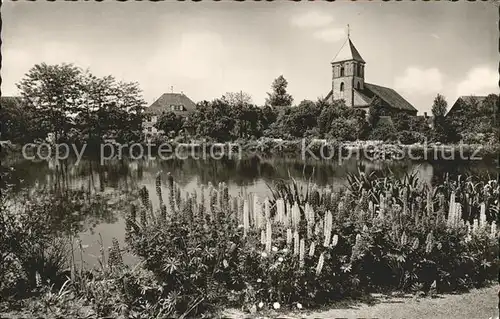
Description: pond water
xmin=6 ymin=155 xmax=497 ymax=265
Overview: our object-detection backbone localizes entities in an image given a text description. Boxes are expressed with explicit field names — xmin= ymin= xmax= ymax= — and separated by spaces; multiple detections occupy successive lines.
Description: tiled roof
xmin=146 ymin=93 xmax=196 ymax=115
xmin=324 ymin=83 xmax=418 ymax=113
xmin=332 ymin=38 xmax=365 ymax=64
xmin=364 ymin=83 xmax=417 ymax=113
xmin=353 ymin=89 xmax=373 ymax=107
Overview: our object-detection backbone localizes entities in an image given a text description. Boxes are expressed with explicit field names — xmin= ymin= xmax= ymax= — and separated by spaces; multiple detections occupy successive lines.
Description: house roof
xmin=332 ymin=38 xmax=365 ymax=64
xmin=446 ymin=95 xmax=487 ymax=116
xmin=146 ymin=93 xmax=196 ymax=115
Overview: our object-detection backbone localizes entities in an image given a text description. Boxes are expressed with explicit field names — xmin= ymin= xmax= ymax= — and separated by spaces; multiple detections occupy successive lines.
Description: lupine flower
xmin=331 ymin=234 xmax=339 ymax=247
xmin=257 ymin=278 xmax=262 ymax=283
xmin=491 ymin=221 xmax=497 ymax=238
xmin=309 ymin=242 xmax=316 ymax=257
xmin=286 ymin=229 xmax=293 ymax=246
xmin=401 ymin=231 xmax=408 ymax=246
xmin=272 ymin=246 xmax=278 ymax=252
xmin=316 ymin=252 xmax=325 ymax=275
xmin=278 ymin=257 xmax=284 ymax=262
xmin=299 ymin=238 xmax=305 ymax=267
xmin=296 ymin=303 xmax=303 ymax=309
xmin=472 ymin=219 xmax=479 ymax=234
xmin=273 ymin=302 xmax=280 ymax=310
xmin=412 ymin=238 xmax=419 ymax=250
xmin=258 ymin=302 xmax=264 ymax=308
xmin=261 ymin=252 xmax=268 ymax=258
xmin=362 ymin=225 xmax=368 ymax=232
xmin=355 ymin=234 xmax=362 ymax=246
xmin=282 ymin=248 xmax=289 ymax=253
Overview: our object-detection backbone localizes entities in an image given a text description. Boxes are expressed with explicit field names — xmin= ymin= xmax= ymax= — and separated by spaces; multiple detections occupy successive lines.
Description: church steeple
xmin=330 ymin=26 xmax=365 ymax=107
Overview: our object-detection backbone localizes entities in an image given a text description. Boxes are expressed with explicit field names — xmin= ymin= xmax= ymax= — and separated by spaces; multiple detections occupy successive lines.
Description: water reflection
xmin=8 ymin=155 xmax=497 ymax=264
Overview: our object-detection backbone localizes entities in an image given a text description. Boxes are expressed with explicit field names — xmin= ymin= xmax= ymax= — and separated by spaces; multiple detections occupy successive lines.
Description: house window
xmin=357 ymin=82 xmax=361 ymax=90
xmin=340 ymin=82 xmax=345 ymax=92
xmin=340 ymin=66 xmax=345 ymax=77
xmin=171 ymin=105 xmax=175 ymax=111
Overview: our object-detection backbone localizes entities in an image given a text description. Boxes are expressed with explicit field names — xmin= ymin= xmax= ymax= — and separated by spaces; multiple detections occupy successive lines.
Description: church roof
xmin=332 ymin=38 xmax=365 ymax=64
xmin=324 ymin=83 xmax=418 ymax=113
xmin=363 ymin=83 xmax=417 ymax=113
xmin=147 ymin=93 xmax=196 ymax=115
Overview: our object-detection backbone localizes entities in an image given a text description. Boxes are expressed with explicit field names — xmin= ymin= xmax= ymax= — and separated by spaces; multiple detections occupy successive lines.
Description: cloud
xmin=291 ymin=11 xmax=334 ymax=28
xmin=394 ymin=67 xmax=444 ymax=95
xmin=455 ymin=66 xmax=498 ymax=97
xmin=313 ymin=28 xmax=345 ymax=43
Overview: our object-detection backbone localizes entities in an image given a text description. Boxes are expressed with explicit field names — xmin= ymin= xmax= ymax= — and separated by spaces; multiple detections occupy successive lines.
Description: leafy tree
xmin=267 ymin=100 xmax=319 ymax=138
xmin=74 ymin=73 xmax=145 ymax=144
xmin=265 ymin=75 xmax=293 ymax=108
xmin=431 ymin=94 xmax=458 ymax=142
xmin=18 ymin=63 xmax=146 ymax=145
xmin=369 ymin=117 xmax=397 ymax=141
xmin=222 ymin=91 xmax=253 ymax=106
xmin=154 ymin=112 xmax=184 ymax=137
xmin=0 ymin=97 xmax=45 ymax=143
xmin=17 ymin=63 xmax=83 ymax=143
xmin=318 ymin=100 xmax=366 ymax=141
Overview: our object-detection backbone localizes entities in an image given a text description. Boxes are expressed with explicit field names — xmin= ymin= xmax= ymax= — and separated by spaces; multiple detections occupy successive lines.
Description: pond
xmin=6 ymin=155 xmax=497 ymax=265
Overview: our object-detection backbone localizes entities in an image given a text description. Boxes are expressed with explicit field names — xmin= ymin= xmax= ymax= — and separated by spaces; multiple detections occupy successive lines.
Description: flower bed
xmin=123 ymin=173 xmax=499 ymax=317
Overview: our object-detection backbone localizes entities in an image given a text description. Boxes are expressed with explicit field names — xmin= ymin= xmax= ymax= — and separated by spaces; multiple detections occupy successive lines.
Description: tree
xmin=155 ymin=112 xmax=184 ymax=137
xmin=74 ymin=73 xmax=146 ymax=144
xmin=431 ymin=94 xmax=458 ymax=142
xmin=0 ymin=97 xmax=45 ymax=143
xmin=222 ymin=91 xmax=253 ymax=106
xmin=265 ymin=75 xmax=293 ymax=108
xmin=318 ymin=100 xmax=366 ymax=141
xmin=369 ymin=116 xmax=397 ymax=141
xmin=17 ymin=63 xmax=83 ymax=143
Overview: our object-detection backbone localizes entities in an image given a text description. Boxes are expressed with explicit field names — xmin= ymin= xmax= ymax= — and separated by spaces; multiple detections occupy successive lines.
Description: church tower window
xmin=340 ymin=66 xmax=345 ymax=77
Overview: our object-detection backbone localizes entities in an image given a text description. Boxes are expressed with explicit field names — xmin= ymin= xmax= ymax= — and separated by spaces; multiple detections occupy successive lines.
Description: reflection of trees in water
xmin=430 ymin=160 xmax=498 ymax=184
xmin=9 ymin=158 xmax=136 ymax=236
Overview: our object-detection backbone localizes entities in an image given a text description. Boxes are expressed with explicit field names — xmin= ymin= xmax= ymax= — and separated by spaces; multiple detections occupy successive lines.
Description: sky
xmin=2 ymin=1 xmax=498 ymax=114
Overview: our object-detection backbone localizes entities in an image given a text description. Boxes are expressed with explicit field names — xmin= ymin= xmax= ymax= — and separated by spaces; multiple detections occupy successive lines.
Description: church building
xmin=325 ymin=33 xmax=417 ymax=116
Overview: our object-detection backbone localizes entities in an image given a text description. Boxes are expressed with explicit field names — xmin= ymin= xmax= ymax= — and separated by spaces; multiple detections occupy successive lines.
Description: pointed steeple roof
xmin=331 ymin=37 xmax=365 ymax=64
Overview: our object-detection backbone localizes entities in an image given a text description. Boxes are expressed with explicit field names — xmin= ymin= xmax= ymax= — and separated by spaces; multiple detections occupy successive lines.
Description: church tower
xmin=331 ymin=27 xmax=365 ymax=107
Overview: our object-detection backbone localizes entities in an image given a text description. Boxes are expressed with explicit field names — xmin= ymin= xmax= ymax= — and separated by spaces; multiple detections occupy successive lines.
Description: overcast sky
xmin=2 ymin=1 xmax=498 ymax=114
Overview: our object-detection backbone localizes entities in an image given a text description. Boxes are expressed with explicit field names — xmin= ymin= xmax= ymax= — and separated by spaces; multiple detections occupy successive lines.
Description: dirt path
xmin=224 ymin=285 xmax=499 ymax=319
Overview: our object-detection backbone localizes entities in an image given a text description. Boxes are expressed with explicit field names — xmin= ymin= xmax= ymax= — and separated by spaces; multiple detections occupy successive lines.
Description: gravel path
xmin=224 ymin=285 xmax=500 ymax=319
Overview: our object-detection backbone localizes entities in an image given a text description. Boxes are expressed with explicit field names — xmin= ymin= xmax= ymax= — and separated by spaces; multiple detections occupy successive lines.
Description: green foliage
xmin=15 ymin=63 xmax=146 ymax=145
xmin=368 ymin=117 xmax=397 ymax=141
xmin=431 ymin=94 xmax=460 ymax=143
xmin=184 ymin=99 xmax=277 ymax=141
xmin=154 ymin=111 xmax=184 ymax=137
xmin=265 ymin=75 xmax=293 ymax=107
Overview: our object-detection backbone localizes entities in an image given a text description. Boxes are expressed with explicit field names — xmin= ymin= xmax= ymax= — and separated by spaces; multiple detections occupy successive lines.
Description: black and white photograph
xmin=1 ymin=1 xmax=499 ymax=318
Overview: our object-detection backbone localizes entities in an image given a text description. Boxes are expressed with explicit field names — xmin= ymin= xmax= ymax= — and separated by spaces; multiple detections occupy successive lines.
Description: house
xmin=143 ymin=92 xmax=196 ymax=139
xmin=325 ymin=35 xmax=418 ymax=116
xmin=446 ymin=95 xmax=487 ymax=119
